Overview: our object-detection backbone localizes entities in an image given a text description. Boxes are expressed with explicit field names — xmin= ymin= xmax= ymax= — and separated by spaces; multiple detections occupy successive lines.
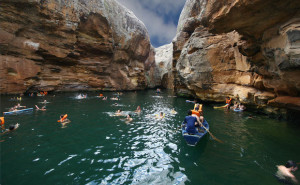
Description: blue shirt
xmin=184 ymin=116 xmax=197 ymax=134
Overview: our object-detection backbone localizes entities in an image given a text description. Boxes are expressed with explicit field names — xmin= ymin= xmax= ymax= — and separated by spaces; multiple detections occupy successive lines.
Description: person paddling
xmin=182 ymin=110 xmax=202 ymax=134
xmin=276 ymin=160 xmax=298 ymax=184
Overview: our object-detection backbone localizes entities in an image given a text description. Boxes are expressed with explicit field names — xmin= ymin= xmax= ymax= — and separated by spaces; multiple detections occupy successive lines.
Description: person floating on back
xmin=276 ymin=160 xmax=298 ymax=184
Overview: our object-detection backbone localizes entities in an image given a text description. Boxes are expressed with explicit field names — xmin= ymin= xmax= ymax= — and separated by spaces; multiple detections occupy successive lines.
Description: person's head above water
xmin=9 ymin=125 xmax=15 ymax=130
xmin=285 ymin=160 xmax=298 ymax=169
xmin=187 ymin=110 xmax=192 ymax=115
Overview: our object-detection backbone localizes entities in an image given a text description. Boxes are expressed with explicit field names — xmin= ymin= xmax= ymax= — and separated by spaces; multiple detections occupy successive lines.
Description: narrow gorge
xmin=1 ymin=0 xmax=300 ymax=120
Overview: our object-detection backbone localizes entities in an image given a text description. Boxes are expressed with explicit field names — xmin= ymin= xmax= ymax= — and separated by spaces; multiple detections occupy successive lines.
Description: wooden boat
xmin=182 ymin=119 xmax=209 ymax=146
xmin=4 ymin=108 xmax=33 ymax=115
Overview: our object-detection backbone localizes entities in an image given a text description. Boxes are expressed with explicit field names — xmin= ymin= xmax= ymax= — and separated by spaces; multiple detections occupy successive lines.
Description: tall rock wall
xmin=173 ymin=0 xmax=300 ymax=119
xmin=0 ymin=0 xmax=150 ymax=93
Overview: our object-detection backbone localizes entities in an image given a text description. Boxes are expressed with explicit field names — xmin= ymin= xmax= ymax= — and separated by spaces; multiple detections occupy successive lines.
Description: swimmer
xmin=125 ymin=114 xmax=133 ymax=123
xmin=276 ymin=160 xmax=298 ymax=184
xmin=41 ymin=100 xmax=48 ymax=104
xmin=135 ymin=106 xmax=141 ymax=113
xmin=1 ymin=123 xmax=19 ymax=134
xmin=170 ymin=109 xmax=177 ymax=114
xmin=115 ymin=109 xmax=123 ymax=116
xmin=102 ymin=96 xmax=107 ymax=100
xmin=59 ymin=114 xmax=70 ymax=127
xmin=35 ymin=105 xmax=46 ymax=111
xmin=156 ymin=112 xmax=165 ymax=119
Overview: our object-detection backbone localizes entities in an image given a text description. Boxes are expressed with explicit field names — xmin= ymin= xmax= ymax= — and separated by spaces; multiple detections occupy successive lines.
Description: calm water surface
xmin=1 ymin=90 xmax=300 ymax=185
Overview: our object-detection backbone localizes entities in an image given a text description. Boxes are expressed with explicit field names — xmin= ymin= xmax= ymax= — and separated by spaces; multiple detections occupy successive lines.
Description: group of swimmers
xmin=225 ymin=96 xmax=246 ymax=111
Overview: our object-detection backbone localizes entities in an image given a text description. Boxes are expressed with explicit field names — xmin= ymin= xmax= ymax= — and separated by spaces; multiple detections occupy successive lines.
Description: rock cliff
xmin=0 ymin=0 xmax=150 ymax=93
xmin=172 ymin=0 xmax=300 ymax=119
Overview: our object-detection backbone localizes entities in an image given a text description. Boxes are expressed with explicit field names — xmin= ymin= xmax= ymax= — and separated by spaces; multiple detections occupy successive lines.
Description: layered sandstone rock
xmin=172 ymin=0 xmax=300 ymax=119
xmin=0 ymin=0 xmax=150 ymax=93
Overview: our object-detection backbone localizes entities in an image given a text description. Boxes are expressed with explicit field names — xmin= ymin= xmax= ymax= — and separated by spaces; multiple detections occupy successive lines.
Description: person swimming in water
xmin=115 ymin=109 xmax=123 ymax=116
xmin=135 ymin=106 xmax=141 ymax=113
xmin=1 ymin=123 xmax=19 ymax=134
xmin=125 ymin=114 xmax=133 ymax=123
xmin=35 ymin=105 xmax=46 ymax=111
xmin=276 ymin=160 xmax=298 ymax=184
xmin=156 ymin=112 xmax=164 ymax=119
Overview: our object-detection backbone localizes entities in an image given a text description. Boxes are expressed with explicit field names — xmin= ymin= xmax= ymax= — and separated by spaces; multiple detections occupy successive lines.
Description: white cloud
xmin=117 ymin=0 xmax=186 ymax=47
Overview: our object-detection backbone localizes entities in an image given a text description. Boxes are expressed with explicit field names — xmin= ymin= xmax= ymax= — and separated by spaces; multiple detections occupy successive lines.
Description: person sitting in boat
xmin=135 ymin=106 xmax=141 ymax=113
xmin=16 ymin=103 xmax=26 ymax=109
xmin=192 ymin=104 xmax=204 ymax=124
xmin=225 ymin=97 xmax=232 ymax=109
xmin=8 ymin=106 xmax=18 ymax=112
xmin=183 ymin=110 xmax=202 ymax=134
xmin=276 ymin=160 xmax=298 ymax=184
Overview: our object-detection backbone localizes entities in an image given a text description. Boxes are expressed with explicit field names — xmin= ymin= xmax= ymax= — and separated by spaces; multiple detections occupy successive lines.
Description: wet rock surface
xmin=0 ymin=0 xmax=150 ymax=93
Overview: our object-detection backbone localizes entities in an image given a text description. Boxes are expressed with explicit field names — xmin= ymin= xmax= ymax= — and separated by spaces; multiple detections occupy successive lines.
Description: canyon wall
xmin=171 ymin=0 xmax=300 ymax=119
xmin=0 ymin=0 xmax=151 ymax=93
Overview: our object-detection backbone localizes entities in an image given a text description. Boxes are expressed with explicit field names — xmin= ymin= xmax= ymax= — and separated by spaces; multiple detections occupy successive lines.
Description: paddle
xmin=201 ymin=125 xmax=224 ymax=143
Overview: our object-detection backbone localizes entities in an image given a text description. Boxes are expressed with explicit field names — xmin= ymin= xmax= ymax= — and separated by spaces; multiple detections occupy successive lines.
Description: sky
xmin=117 ymin=0 xmax=186 ymax=48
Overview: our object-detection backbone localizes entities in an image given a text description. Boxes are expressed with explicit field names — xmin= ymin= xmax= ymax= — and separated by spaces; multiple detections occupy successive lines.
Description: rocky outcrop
xmin=172 ymin=0 xmax=300 ymax=119
xmin=0 ymin=0 xmax=150 ymax=93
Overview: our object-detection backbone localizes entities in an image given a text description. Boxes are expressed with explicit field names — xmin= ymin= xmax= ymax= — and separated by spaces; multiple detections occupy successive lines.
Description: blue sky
xmin=117 ymin=0 xmax=186 ymax=48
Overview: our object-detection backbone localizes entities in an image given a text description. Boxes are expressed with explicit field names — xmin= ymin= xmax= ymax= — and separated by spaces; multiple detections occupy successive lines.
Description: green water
xmin=1 ymin=90 xmax=300 ymax=185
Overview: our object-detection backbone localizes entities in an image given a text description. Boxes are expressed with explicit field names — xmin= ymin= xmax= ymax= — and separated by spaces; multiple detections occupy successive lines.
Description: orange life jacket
xmin=226 ymin=98 xmax=232 ymax=104
xmin=58 ymin=114 xmax=68 ymax=122
xmin=191 ymin=110 xmax=200 ymax=117
xmin=0 ymin=117 xmax=4 ymax=125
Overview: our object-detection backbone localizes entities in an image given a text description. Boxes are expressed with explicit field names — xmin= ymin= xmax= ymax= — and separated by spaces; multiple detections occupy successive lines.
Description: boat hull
xmin=182 ymin=119 xmax=209 ymax=146
xmin=4 ymin=108 xmax=33 ymax=115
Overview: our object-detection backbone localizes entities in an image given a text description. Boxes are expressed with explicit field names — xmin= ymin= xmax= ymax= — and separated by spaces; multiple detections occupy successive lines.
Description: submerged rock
xmin=0 ymin=0 xmax=150 ymax=93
